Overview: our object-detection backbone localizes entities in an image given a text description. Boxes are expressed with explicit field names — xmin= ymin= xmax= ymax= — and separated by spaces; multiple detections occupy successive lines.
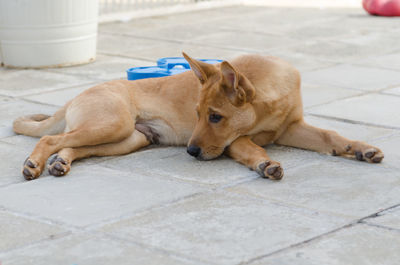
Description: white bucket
xmin=0 ymin=0 xmax=98 ymax=68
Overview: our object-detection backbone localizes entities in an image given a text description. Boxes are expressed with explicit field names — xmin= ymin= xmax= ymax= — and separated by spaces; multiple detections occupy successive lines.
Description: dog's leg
xmin=22 ymin=120 xmax=135 ymax=180
xmin=276 ymin=119 xmax=384 ymax=163
xmin=225 ymin=136 xmax=283 ymax=180
xmin=48 ymin=130 xmax=150 ymax=176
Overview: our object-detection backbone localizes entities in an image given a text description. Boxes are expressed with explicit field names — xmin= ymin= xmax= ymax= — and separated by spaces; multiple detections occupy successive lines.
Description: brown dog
xmin=13 ymin=53 xmax=384 ymax=180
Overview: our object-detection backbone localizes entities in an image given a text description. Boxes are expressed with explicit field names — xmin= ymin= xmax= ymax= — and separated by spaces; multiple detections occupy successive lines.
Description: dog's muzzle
xmin=187 ymin=145 xmax=201 ymax=158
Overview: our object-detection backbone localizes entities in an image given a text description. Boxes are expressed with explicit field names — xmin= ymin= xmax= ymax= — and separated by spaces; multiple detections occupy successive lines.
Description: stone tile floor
xmin=0 ymin=4 xmax=400 ymax=265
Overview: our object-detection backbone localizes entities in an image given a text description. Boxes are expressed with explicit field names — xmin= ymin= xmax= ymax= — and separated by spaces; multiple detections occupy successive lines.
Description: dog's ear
xmin=182 ymin=52 xmax=215 ymax=84
xmin=221 ymin=61 xmax=255 ymax=107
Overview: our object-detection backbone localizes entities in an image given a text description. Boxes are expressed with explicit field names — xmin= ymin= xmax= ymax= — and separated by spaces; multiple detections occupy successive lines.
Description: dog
xmin=13 ymin=53 xmax=384 ymax=180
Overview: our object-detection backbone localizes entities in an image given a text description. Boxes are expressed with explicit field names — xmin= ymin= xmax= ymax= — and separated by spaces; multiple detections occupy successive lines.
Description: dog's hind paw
xmin=257 ymin=161 xmax=284 ymax=180
xmin=48 ymin=155 xmax=70 ymax=177
xmin=22 ymin=157 xmax=42 ymax=180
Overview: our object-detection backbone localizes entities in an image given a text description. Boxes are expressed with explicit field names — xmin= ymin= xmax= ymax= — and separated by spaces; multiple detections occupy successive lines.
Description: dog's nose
xmin=187 ymin=145 xmax=201 ymax=157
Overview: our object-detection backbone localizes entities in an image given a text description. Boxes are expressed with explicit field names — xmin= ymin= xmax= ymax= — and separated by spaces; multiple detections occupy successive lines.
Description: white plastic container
xmin=0 ymin=0 xmax=98 ymax=68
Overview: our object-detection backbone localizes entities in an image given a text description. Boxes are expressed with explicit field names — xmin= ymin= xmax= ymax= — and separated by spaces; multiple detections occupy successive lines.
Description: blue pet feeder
xmin=126 ymin=57 xmax=222 ymax=81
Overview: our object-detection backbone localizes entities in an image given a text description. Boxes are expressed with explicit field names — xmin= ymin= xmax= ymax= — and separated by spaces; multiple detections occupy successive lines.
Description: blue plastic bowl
xmin=127 ymin=57 xmax=222 ymax=81
xmin=126 ymin=66 xmax=170 ymax=81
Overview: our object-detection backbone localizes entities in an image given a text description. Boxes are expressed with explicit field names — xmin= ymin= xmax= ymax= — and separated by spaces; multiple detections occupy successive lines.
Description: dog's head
xmin=183 ymin=52 xmax=257 ymax=160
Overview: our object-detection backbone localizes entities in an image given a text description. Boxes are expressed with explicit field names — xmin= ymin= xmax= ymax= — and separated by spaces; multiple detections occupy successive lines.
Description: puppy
xmin=14 ymin=53 xmax=384 ymax=180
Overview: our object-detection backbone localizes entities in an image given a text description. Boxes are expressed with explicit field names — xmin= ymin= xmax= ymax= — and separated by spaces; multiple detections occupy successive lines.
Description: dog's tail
xmin=13 ymin=104 xmax=69 ymax=137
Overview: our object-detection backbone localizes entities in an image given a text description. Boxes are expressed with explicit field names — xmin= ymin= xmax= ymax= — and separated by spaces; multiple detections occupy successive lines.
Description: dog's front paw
xmin=354 ymin=147 xmax=384 ymax=163
xmin=22 ymin=157 xmax=43 ymax=180
xmin=48 ymin=155 xmax=70 ymax=177
xmin=257 ymin=161 xmax=284 ymax=180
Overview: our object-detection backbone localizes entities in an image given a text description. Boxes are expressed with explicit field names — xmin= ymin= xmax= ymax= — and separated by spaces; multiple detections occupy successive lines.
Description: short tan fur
xmin=14 ymin=53 xmax=383 ymax=180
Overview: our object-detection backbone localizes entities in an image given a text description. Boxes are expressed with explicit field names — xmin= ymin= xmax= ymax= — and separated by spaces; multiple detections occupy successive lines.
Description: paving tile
xmin=1 ymin=133 xmax=114 ymax=167
xmin=250 ymin=224 xmax=400 ymax=265
xmin=365 ymin=206 xmax=400 ymax=230
xmin=0 ymin=99 xmax=57 ymax=138
xmin=102 ymin=192 xmax=349 ymax=265
xmin=275 ymin=39 xmax=399 ymax=65
xmin=97 ymin=31 xmax=244 ymax=61
xmin=307 ymin=93 xmax=400 ymax=128
xmin=99 ymin=6 xmax=263 ymax=35
xmin=46 ymin=55 xmax=153 ymax=81
xmin=263 ymin=144 xmax=328 ymax=170
xmin=336 ymin=31 xmax=399 ymax=52
xmin=0 ymin=97 xmax=16 ymax=138
xmin=0 ymin=141 xmax=35 ymax=186
xmin=272 ymin=21 xmax=351 ymax=41
xmin=301 ymin=83 xmax=363 ymax=108
xmin=326 ymin=12 xmax=400 ymax=32
xmin=383 ymin=86 xmax=400 ymax=96
xmin=0 ymin=211 xmax=66 ymax=252
xmin=355 ymin=52 xmax=400 ymax=72
xmin=303 ymin=115 xmax=395 ymax=142
xmin=102 ymin=144 xmax=327 ymax=186
xmin=114 ymin=41 xmax=245 ymax=62
xmin=100 ymin=146 xmax=257 ymax=186
xmin=168 ymin=5 xmax=268 ymax=21
xmin=99 ymin=18 xmax=173 ymax=34
xmin=103 ymin=22 xmax=219 ymax=43
xmin=99 ymin=8 xmax=235 ymax=34
xmin=271 ymin=51 xmax=337 ymax=72
xmin=0 ymin=233 xmax=202 ymax=265
xmin=227 ymin=159 xmax=400 ymax=218
xmin=210 ymin=7 xmax=350 ymax=37
xmin=0 ymin=125 xmax=13 ymax=139
xmin=282 ymin=25 xmax=348 ymax=43
xmin=0 ymin=69 xmax=93 ymax=97
xmin=1 ymin=135 xmax=42 ymax=152
xmin=0 ymin=165 xmax=203 ymax=227
xmin=23 ymin=83 xmax=94 ymax=107
xmin=0 ymin=95 xmax=11 ymax=101
xmin=97 ymin=33 xmax=160 ymax=57
xmin=302 ymin=65 xmax=400 ymax=91
xmin=191 ymin=31 xmax=294 ymax=53
xmin=370 ymin=133 xmax=400 ymax=170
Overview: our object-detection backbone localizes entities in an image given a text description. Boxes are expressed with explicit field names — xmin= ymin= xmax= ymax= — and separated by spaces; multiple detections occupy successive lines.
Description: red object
xmin=363 ymin=0 xmax=400 ymax=16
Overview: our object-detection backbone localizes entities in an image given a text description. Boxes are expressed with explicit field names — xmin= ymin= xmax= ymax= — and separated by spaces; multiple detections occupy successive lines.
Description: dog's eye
xmin=209 ymin=113 xmax=223 ymax=123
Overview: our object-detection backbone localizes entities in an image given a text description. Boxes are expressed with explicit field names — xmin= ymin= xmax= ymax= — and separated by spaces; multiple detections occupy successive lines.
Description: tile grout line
xmin=82 ymin=189 xmax=210 ymax=231
xmin=0 ymin=228 xmax=208 ymax=265
xmin=240 ymin=202 xmax=400 ymax=265
xmin=102 ymin=232 xmax=220 ymax=265
xmin=98 ymin=31 xmax=274 ymax=54
xmin=0 ymin=231 xmax=73 ymax=256
xmin=358 ymin=203 xmax=400 ymax=222
xmin=15 ymin=97 xmax=64 ymax=108
xmin=0 ymin=192 xmax=210 ymax=259
xmin=350 ymin=62 xmax=400 ymax=73
xmin=361 ymin=222 xmax=400 ymax=233
xmin=380 ymin=91 xmax=400 ymax=98
xmin=240 ymin=223 xmax=356 ymax=265
xmin=96 ymin=51 xmax=157 ymax=63
xmin=304 ymin=113 xmax=400 ymax=130
xmin=303 ymin=89 xmax=371 ymax=110
xmin=17 ymin=81 xmax=100 ymax=98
